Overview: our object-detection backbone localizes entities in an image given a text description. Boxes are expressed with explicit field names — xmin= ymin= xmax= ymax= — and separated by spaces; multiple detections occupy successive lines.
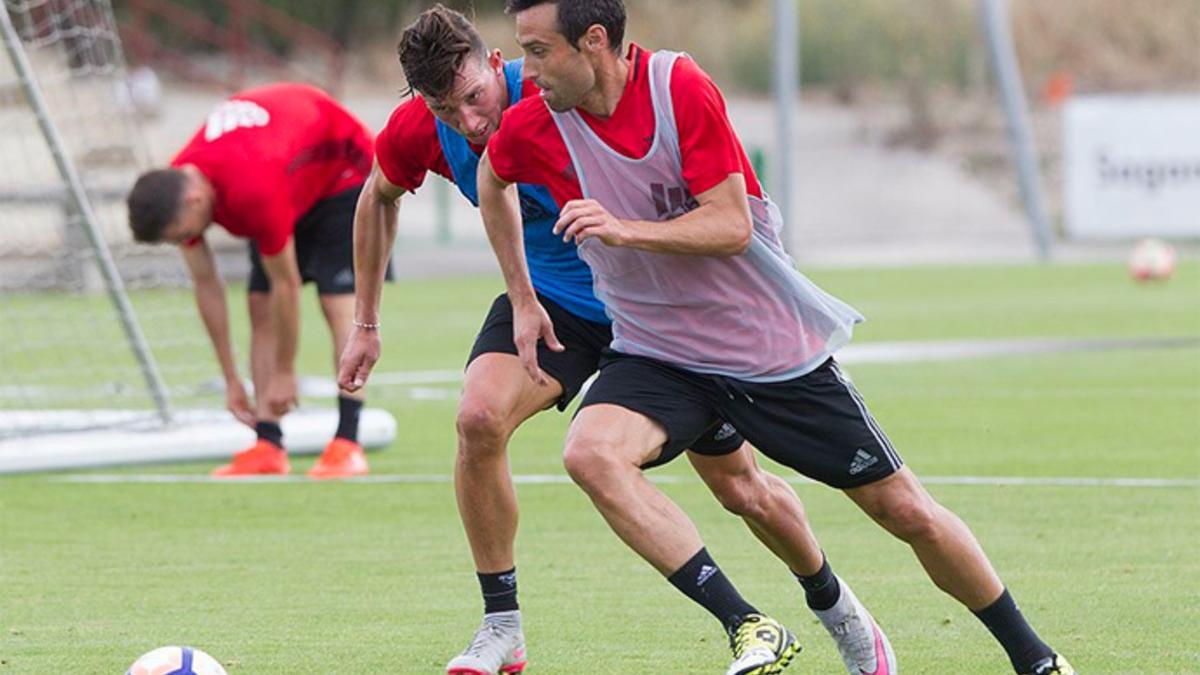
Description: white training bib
xmin=548 ymin=50 xmax=862 ymax=382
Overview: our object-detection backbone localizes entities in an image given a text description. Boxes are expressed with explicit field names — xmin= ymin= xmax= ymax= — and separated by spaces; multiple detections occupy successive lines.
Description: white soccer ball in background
xmin=126 ymin=646 xmax=228 ymax=675
xmin=1127 ymin=238 xmax=1177 ymax=282
xmin=115 ymin=65 xmax=163 ymax=119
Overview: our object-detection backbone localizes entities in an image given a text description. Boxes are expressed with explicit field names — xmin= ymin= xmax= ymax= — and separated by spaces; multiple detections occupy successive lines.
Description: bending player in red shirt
xmin=126 ymin=83 xmax=381 ymax=479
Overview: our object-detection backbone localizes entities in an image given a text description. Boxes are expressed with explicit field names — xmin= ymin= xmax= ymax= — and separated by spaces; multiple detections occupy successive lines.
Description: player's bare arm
xmin=180 ymin=237 xmax=254 ymax=427
xmin=338 ymin=162 xmax=405 ymax=392
xmin=477 ymin=151 xmax=563 ymax=385
xmin=258 ymin=239 xmax=302 ymax=417
xmin=554 ymin=173 xmax=753 ymax=256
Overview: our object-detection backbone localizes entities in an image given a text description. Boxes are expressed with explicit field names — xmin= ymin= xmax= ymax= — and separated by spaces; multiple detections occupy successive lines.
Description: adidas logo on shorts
xmin=848 ymin=449 xmax=878 ymax=476
xmin=713 ymin=423 xmax=737 ymax=442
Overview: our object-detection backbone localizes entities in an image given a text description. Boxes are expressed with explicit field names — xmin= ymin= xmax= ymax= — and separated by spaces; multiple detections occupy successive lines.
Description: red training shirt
xmin=172 ymin=83 xmax=374 ymax=256
xmin=486 ymin=44 xmax=762 ymax=206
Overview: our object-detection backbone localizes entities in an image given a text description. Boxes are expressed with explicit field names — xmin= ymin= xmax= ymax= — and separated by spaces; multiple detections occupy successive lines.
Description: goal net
xmin=0 ymin=0 xmax=394 ymax=470
xmin=1 ymin=0 xmax=188 ymax=436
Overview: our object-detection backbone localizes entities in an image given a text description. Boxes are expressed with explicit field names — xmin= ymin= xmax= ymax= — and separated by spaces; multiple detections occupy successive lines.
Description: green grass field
xmin=2 ymin=261 xmax=1198 ymax=673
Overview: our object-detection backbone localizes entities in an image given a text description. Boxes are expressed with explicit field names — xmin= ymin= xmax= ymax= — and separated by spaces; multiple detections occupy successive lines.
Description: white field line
xmin=49 ymin=473 xmax=1200 ymax=488
xmin=339 ymin=336 xmax=1200 ymax=393
xmin=7 ymin=337 xmax=1196 ymax=400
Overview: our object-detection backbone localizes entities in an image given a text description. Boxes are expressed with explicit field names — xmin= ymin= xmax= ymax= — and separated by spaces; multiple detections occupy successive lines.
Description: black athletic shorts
xmin=466 ymin=293 xmax=745 ymax=459
xmin=248 ymin=185 xmax=393 ymax=295
xmin=580 ymin=352 xmax=904 ymax=485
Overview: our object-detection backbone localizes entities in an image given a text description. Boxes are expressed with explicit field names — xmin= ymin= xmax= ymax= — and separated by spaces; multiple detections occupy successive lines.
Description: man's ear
xmin=582 ymin=24 xmax=609 ymax=54
xmin=183 ymin=186 xmax=204 ymax=207
xmin=489 ymin=48 xmax=505 ymax=73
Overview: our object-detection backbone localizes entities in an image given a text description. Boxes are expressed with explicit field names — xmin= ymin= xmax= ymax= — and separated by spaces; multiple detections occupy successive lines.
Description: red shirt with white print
xmin=172 ymin=82 xmax=373 ymax=255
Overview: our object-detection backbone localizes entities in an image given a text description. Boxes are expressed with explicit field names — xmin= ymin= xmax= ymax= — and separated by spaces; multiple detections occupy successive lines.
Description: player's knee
xmin=562 ymin=435 xmax=621 ymax=492
xmin=707 ymin=471 xmax=763 ymax=518
xmin=455 ymin=399 xmax=510 ymax=453
xmin=874 ymin=492 xmax=940 ymax=543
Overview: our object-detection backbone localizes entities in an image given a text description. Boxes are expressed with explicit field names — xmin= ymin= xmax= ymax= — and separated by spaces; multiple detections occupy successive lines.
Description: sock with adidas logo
xmin=478 ymin=568 xmax=519 ymax=614
xmin=667 ymin=547 xmax=758 ymax=635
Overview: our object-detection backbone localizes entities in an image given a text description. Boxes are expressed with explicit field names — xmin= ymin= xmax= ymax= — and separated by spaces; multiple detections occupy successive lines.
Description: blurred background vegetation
xmin=109 ymin=0 xmax=1198 ymax=228
xmin=116 ymin=0 xmax=1200 ymax=96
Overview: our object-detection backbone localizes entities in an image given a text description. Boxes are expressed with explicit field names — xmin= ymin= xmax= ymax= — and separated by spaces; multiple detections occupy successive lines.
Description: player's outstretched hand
xmin=338 ymin=326 xmax=380 ymax=392
xmin=266 ymin=371 xmax=298 ymax=417
xmin=554 ymin=199 xmax=628 ymax=247
xmin=512 ymin=297 xmax=564 ymax=387
xmin=225 ymin=379 xmax=256 ymax=428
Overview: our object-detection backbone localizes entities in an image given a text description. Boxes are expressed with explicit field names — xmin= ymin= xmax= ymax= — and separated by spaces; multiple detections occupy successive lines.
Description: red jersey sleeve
xmin=669 ymin=56 xmax=763 ymax=199
xmin=486 ymin=96 xmax=582 ymax=205
xmin=375 ymin=96 xmax=452 ymax=192
xmin=486 ymin=97 xmax=550 ymax=187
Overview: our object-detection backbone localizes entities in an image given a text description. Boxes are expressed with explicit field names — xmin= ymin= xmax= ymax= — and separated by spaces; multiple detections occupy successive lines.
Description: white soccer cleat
xmin=445 ymin=611 xmax=528 ymax=675
xmin=812 ymin=577 xmax=897 ymax=675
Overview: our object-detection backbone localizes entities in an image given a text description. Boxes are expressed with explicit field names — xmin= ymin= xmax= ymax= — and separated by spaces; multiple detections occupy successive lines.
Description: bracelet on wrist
xmin=353 ymin=320 xmax=380 ymax=330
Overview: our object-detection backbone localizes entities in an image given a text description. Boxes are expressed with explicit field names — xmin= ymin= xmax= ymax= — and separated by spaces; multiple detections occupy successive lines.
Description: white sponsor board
xmin=1064 ymin=96 xmax=1200 ymax=239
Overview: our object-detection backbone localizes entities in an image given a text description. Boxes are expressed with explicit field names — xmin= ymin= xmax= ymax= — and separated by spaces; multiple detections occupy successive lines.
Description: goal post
xmin=0 ymin=0 xmax=181 ymax=440
xmin=1 ymin=0 xmax=172 ymax=428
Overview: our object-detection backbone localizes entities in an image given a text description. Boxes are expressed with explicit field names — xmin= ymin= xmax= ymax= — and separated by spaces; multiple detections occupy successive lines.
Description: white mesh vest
xmin=549 ymin=51 xmax=863 ymax=381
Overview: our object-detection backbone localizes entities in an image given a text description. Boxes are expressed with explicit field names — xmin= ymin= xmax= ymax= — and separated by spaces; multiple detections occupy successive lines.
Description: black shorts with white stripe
xmin=580 ymin=353 xmax=902 ymax=487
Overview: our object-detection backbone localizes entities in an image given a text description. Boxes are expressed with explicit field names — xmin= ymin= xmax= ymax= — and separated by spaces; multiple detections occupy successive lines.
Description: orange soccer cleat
xmin=211 ymin=439 xmax=290 ymax=477
xmin=307 ymin=437 xmax=369 ymax=479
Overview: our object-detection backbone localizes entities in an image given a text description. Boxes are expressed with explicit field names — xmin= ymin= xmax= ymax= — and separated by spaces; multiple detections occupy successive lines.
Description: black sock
xmin=794 ymin=554 xmax=841 ymax=611
xmin=667 ymin=548 xmax=758 ymax=635
xmin=335 ymin=396 xmax=363 ymax=442
xmin=255 ymin=421 xmax=283 ymax=448
xmin=478 ymin=568 xmax=519 ymax=614
xmin=972 ymin=589 xmax=1055 ymax=673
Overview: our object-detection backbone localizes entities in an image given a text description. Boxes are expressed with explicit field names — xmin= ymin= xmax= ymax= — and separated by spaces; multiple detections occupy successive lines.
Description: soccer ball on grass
xmin=1127 ymin=238 xmax=1176 ymax=282
xmin=126 ymin=645 xmax=227 ymax=675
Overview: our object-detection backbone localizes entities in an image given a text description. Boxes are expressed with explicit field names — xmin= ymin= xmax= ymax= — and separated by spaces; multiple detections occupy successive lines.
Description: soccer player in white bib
xmin=476 ymin=1 xmax=1077 ymax=674
xmin=340 ymin=6 xmax=897 ymax=674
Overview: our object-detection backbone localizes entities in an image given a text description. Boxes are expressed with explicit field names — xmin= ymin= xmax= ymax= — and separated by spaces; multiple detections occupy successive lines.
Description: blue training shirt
xmin=435 ymin=59 xmax=609 ymax=325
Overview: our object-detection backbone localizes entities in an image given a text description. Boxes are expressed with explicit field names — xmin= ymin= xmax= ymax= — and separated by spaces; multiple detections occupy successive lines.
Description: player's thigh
xmin=316 ymin=292 xmax=354 ymax=345
xmin=576 ymin=353 xmax=718 ymax=469
xmin=460 ymin=351 xmax=563 ymax=433
xmin=300 ymin=189 xmax=360 ymax=295
xmin=687 ymin=441 xmax=761 ymax=487
xmin=566 ymin=403 xmax=670 ymax=469
xmin=468 ymin=293 xmax=609 ymax=413
xmin=246 ymin=242 xmax=271 ymax=294
xmin=842 ymin=466 xmax=932 ymax=525
xmin=719 ymin=359 xmax=904 ymax=489
xmin=687 ymin=442 xmax=780 ymax=513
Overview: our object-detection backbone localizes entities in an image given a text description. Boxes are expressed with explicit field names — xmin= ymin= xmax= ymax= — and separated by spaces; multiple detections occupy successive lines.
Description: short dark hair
xmin=397 ymin=4 xmax=487 ymax=100
xmin=127 ymin=168 xmax=186 ymax=243
xmin=505 ymin=0 xmax=625 ymax=53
